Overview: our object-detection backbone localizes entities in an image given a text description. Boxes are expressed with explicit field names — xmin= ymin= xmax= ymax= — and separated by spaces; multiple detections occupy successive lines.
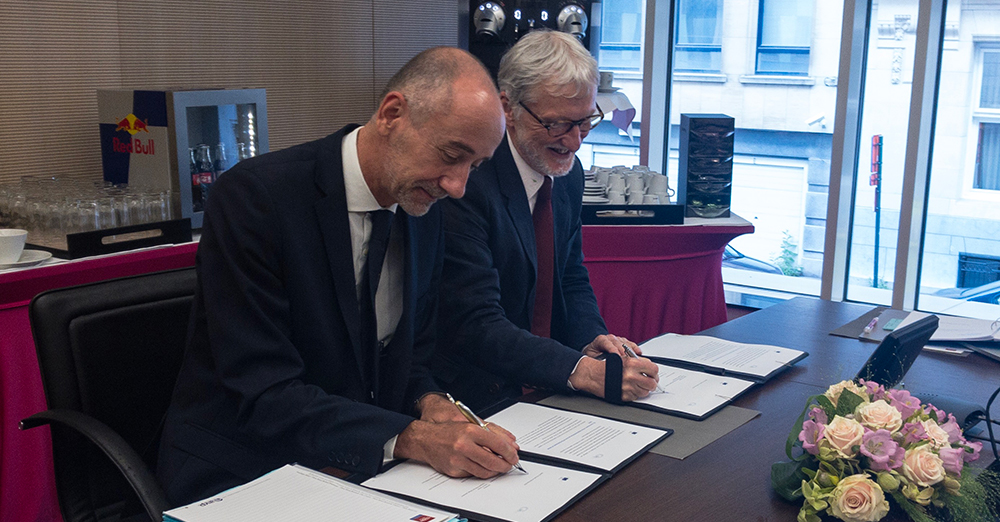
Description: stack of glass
xmin=0 ymin=176 xmax=175 ymax=251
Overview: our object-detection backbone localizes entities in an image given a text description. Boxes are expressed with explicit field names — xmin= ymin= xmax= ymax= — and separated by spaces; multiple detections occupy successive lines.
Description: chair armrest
xmin=21 ymin=409 xmax=170 ymax=520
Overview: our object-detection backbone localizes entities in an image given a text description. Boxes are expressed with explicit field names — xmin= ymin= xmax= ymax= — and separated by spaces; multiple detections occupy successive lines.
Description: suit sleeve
xmin=438 ymin=184 xmax=583 ymax=391
xmin=197 ymin=169 xmax=414 ymax=476
xmin=553 ymin=166 xmax=608 ymax=349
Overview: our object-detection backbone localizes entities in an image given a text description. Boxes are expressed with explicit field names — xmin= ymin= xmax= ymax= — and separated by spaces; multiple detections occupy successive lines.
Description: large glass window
xmin=756 ymin=0 xmax=814 ymax=75
xmin=599 ymin=0 xmax=644 ymax=73
xmin=675 ymin=0 xmax=723 ymax=73
xmin=919 ymin=22 xmax=1000 ymax=320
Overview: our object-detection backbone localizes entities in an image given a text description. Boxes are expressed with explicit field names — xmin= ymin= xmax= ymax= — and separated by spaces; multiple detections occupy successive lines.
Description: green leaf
xmin=835 ymin=389 xmax=865 ymax=417
xmin=816 ymin=395 xmax=836 ymax=418
xmin=772 ymin=460 xmax=811 ymax=502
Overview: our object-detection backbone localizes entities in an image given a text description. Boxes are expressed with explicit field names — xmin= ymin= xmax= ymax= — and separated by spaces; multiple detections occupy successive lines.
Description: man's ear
xmin=375 ymin=91 xmax=408 ymax=135
xmin=500 ymin=92 xmax=516 ymax=131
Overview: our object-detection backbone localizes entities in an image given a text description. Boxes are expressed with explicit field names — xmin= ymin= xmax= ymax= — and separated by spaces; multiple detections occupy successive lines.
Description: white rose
xmin=902 ymin=445 xmax=945 ymax=487
xmin=829 ymin=474 xmax=890 ymax=522
xmin=824 ymin=416 xmax=865 ymax=458
xmin=855 ymin=400 xmax=903 ymax=433
xmin=825 ymin=380 xmax=870 ymax=407
xmin=920 ymin=419 xmax=950 ymax=449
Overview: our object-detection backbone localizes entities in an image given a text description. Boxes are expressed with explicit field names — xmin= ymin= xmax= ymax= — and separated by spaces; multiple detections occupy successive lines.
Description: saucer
xmin=582 ymin=195 xmax=610 ymax=204
xmin=0 ymin=249 xmax=53 ymax=268
xmin=598 ymin=87 xmax=621 ymax=93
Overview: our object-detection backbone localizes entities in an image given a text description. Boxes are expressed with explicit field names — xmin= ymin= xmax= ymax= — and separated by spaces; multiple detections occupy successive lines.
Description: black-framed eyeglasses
xmin=518 ymin=101 xmax=604 ymax=137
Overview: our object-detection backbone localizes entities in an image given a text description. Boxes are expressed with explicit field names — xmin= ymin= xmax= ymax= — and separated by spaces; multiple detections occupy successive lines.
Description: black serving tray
xmin=581 ymin=204 xmax=684 ymax=225
xmin=27 ymin=218 xmax=193 ymax=259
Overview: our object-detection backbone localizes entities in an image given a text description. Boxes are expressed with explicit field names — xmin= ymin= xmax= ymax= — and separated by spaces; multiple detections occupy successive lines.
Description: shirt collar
xmin=508 ymin=131 xmax=550 ymax=201
xmin=342 ymin=127 xmax=398 ymax=214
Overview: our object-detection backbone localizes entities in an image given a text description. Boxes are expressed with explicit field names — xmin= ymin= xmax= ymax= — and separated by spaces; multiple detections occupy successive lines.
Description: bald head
xmin=380 ymin=47 xmax=497 ymax=126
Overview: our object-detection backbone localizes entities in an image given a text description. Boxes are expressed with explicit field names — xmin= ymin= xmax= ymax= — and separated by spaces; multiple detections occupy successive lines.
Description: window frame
xmin=970 ymin=46 xmax=1000 ymax=192
xmin=673 ymin=0 xmax=723 ymax=73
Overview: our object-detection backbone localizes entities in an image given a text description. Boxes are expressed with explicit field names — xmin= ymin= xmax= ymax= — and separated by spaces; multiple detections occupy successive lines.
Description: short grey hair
xmin=497 ymin=29 xmax=599 ymax=112
xmin=381 ymin=47 xmax=494 ymax=126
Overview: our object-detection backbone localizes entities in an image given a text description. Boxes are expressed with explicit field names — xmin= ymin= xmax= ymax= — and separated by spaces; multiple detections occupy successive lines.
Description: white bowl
xmin=0 ymin=229 xmax=28 ymax=264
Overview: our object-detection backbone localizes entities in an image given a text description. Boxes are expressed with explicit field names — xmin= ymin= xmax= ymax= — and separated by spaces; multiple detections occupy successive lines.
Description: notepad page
xmin=640 ymin=333 xmax=803 ymax=378
xmin=634 ymin=364 xmax=755 ymax=418
xmin=363 ymin=460 xmax=603 ymax=522
xmin=163 ymin=464 xmax=457 ymax=522
xmin=485 ymin=402 xmax=667 ymax=472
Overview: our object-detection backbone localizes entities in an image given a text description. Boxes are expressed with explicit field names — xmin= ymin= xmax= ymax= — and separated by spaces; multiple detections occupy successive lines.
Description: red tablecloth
xmin=0 ymin=243 xmax=198 ymax=522
xmin=582 ymin=221 xmax=753 ymax=343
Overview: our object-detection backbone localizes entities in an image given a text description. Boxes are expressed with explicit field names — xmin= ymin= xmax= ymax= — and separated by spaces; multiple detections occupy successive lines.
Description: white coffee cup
xmin=607 ymin=191 xmax=626 ymax=205
xmin=643 ymin=194 xmax=660 ymax=205
xmin=607 ymin=177 xmax=627 ymax=194
xmin=647 ymin=175 xmax=670 ymax=194
xmin=0 ymin=229 xmax=28 ymax=264
xmin=599 ymin=71 xmax=614 ymax=91
xmin=627 ymin=176 xmax=646 ymax=194
xmin=627 ymin=192 xmax=644 ymax=205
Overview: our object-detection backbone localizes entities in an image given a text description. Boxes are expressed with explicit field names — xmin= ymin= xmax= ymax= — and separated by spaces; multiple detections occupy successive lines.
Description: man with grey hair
xmin=158 ymin=47 xmax=521 ymax=505
xmin=432 ymin=30 xmax=660 ymax=411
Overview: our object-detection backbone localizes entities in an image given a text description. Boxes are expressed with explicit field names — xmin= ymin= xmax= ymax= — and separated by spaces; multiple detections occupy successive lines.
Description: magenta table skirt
xmin=581 ymin=222 xmax=753 ymax=343
xmin=0 ymin=243 xmax=198 ymax=522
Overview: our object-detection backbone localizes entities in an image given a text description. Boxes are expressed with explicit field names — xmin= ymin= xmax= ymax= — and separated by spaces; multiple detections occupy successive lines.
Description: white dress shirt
xmin=341 ymin=128 xmax=405 ymax=463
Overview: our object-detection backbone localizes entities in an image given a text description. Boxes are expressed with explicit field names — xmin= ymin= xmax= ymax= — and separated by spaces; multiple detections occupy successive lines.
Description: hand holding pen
xmin=623 ymin=344 xmax=665 ymax=393
xmin=453 ymin=400 xmax=527 ymax=474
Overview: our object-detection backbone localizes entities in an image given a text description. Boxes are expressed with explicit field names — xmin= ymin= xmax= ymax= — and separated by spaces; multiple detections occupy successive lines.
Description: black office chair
xmin=20 ymin=267 xmax=197 ymax=522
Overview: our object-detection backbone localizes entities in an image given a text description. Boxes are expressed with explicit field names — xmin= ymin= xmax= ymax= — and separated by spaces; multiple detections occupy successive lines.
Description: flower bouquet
xmin=771 ymin=379 xmax=999 ymax=522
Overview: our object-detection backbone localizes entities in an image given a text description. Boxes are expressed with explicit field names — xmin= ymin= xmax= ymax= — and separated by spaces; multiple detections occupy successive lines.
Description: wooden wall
xmin=0 ymin=0 xmax=459 ymax=185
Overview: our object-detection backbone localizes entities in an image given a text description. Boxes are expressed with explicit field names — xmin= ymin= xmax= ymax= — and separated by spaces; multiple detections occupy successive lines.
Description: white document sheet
xmin=639 ymin=333 xmax=804 ymax=379
xmin=898 ymin=311 xmax=1000 ymax=342
xmin=362 ymin=460 xmax=603 ymax=522
xmin=163 ymin=464 xmax=458 ymax=522
xmin=633 ymin=363 xmax=755 ymax=419
xmin=484 ymin=402 xmax=668 ymax=472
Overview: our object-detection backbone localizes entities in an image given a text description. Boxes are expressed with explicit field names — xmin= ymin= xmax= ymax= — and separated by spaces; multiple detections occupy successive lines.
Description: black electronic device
xmin=855 ymin=314 xmax=939 ymax=388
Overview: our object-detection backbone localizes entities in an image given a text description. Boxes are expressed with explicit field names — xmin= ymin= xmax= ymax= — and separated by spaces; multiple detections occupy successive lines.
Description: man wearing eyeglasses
xmin=432 ymin=30 xmax=661 ymax=411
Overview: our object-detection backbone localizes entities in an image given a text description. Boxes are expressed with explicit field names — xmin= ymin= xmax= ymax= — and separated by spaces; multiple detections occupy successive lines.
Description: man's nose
xmin=439 ymin=167 xmax=469 ymax=199
xmin=560 ymin=125 xmax=585 ymax=151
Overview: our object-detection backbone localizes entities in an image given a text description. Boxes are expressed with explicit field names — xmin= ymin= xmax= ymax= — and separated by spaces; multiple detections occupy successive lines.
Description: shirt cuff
xmin=383 ymin=435 xmax=398 ymax=465
xmin=566 ymin=355 xmax=586 ymax=390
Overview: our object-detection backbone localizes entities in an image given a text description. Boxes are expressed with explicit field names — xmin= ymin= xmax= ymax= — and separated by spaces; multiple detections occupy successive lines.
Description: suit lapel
xmin=494 ymin=137 xmax=538 ymax=273
xmin=312 ymin=125 xmax=369 ymax=391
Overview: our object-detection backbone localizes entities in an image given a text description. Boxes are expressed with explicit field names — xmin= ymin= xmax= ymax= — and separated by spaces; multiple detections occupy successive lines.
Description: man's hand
xmin=568 ymin=353 xmax=660 ymax=402
xmin=416 ymin=392 xmax=467 ymax=424
xmin=393 ymin=420 xmax=520 ymax=478
xmin=581 ymin=334 xmax=642 ymax=359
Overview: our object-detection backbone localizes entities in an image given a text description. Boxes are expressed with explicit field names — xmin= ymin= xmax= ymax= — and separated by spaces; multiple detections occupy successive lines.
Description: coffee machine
xmin=467 ymin=0 xmax=594 ymax=77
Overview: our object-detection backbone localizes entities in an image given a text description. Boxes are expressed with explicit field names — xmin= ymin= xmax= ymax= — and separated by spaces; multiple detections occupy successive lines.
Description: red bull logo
xmin=114 ymin=113 xmax=150 ymax=135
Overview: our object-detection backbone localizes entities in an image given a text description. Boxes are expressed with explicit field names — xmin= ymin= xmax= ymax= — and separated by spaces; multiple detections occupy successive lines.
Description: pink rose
xmin=824 ymin=416 xmax=865 ymax=458
xmin=855 ymin=400 xmax=903 ymax=433
xmin=920 ymin=419 xmax=951 ymax=449
xmin=828 ymin=474 xmax=890 ymax=522
xmin=902 ymin=445 xmax=945 ymax=487
xmin=825 ymin=380 xmax=869 ymax=407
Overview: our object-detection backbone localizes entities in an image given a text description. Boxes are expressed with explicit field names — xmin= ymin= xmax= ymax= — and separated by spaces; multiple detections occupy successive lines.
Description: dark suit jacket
xmin=432 ymin=136 xmax=607 ymax=411
xmin=157 ymin=125 xmax=444 ymax=505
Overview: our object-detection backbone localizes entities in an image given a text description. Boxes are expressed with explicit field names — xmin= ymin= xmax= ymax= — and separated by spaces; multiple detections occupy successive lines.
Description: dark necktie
xmin=531 ymin=177 xmax=554 ymax=339
xmin=361 ymin=209 xmax=392 ymax=402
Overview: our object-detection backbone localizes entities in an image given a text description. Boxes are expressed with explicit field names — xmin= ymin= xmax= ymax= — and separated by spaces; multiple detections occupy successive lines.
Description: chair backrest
xmin=29 ymin=267 xmax=197 ymax=522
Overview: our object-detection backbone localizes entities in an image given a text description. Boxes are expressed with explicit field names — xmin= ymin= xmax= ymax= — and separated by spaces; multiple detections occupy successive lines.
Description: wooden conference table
xmin=547 ymin=297 xmax=999 ymax=522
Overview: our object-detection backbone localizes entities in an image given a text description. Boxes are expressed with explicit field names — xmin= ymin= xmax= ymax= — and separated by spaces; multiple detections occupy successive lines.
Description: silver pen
xmin=454 ymin=400 xmax=527 ymax=474
xmin=623 ymin=344 xmax=665 ymax=393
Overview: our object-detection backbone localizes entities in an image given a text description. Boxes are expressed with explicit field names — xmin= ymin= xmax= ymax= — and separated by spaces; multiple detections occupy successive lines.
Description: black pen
xmin=623 ymin=344 xmax=664 ymax=393
xmin=454 ymin=400 xmax=528 ymax=474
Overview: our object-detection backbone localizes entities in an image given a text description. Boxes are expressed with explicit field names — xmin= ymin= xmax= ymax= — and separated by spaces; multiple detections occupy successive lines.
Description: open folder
xmin=362 ymin=404 xmax=670 ymax=522
xmin=627 ymin=333 xmax=807 ymax=420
